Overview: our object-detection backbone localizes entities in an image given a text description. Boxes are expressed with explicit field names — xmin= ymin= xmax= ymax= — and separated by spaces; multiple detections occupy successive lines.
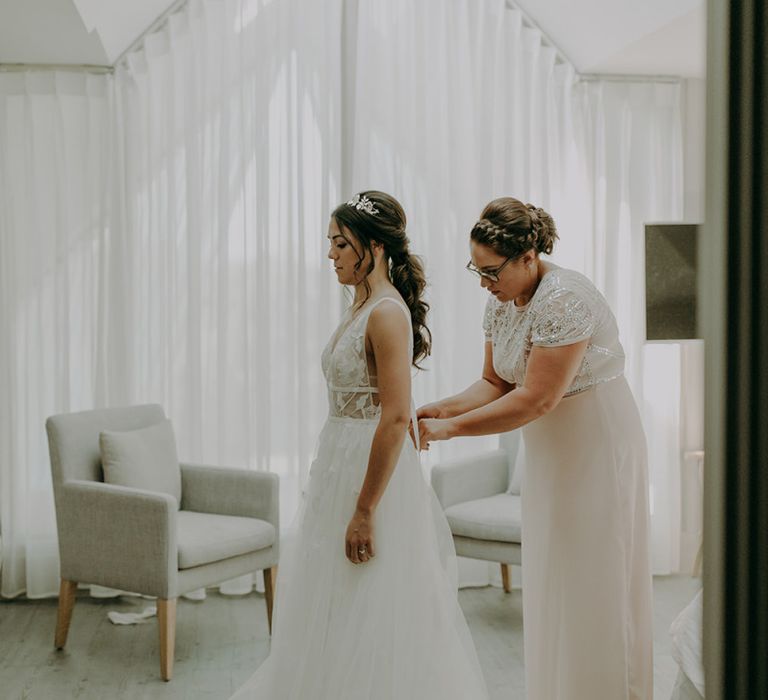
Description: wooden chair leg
xmin=501 ymin=563 xmax=512 ymax=593
xmin=157 ymin=598 xmax=177 ymax=681
xmin=54 ymin=579 xmax=78 ymax=649
xmin=263 ymin=567 xmax=276 ymax=635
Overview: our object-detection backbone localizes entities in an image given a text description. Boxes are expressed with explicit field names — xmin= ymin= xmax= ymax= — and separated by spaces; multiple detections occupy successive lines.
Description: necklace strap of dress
xmin=362 ymin=296 xmax=411 ymax=321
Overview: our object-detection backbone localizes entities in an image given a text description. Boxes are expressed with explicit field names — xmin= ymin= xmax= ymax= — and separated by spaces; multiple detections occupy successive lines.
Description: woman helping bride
xmin=229 ymin=191 xmax=488 ymax=699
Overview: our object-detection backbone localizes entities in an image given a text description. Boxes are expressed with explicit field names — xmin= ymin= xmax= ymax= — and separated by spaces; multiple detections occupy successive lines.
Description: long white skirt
xmin=230 ymin=416 xmax=489 ymax=699
xmin=521 ymin=377 xmax=653 ymax=700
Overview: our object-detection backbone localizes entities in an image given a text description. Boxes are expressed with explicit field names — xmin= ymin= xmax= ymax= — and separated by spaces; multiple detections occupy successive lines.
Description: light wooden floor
xmin=0 ymin=575 xmax=700 ymax=700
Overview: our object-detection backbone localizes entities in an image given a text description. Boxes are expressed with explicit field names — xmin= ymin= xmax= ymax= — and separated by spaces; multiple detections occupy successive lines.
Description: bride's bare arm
xmin=417 ymin=341 xmax=513 ymax=419
xmin=345 ymin=301 xmax=412 ymax=564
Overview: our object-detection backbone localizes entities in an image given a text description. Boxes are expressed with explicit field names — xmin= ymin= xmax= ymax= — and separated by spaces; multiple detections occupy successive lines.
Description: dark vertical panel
xmin=702 ymin=0 xmax=729 ymax=693
xmin=717 ymin=0 xmax=768 ymax=697
xmin=751 ymin=0 xmax=768 ymax=694
xmin=725 ymin=2 xmax=751 ymax=695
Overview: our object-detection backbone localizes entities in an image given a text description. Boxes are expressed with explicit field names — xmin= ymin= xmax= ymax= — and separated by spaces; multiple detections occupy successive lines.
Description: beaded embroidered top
xmin=483 ymin=266 xmax=625 ymax=396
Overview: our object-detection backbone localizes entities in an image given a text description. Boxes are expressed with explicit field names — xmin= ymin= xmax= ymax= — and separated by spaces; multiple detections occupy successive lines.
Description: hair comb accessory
xmin=347 ymin=193 xmax=380 ymax=216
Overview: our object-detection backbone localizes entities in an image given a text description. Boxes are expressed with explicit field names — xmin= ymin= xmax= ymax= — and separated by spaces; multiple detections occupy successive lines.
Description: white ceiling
xmin=0 ymin=0 xmax=706 ymax=78
xmin=514 ymin=0 xmax=706 ymax=78
xmin=0 ymin=0 xmax=177 ymax=65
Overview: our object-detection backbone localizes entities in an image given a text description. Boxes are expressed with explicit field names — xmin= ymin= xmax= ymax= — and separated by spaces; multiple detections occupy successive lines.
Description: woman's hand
xmin=412 ymin=403 xmax=445 ymax=448
xmin=416 ymin=402 xmax=444 ymax=420
xmin=345 ymin=508 xmax=376 ymax=565
xmin=408 ymin=402 xmax=443 ymax=447
xmin=418 ymin=417 xmax=456 ymax=449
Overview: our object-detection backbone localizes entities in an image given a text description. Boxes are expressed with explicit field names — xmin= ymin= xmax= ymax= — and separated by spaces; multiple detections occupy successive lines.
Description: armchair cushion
xmin=444 ymin=493 xmax=522 ymax=544
xmin=431 ymin=450 xmax=509 ymax=508
xmin=176 ymin=511 xmax=276 ymax=570
xmin=99 ymin=419 xmax=181 ymax=507
xmin=180 ymin=464 xmax=279 ymax=525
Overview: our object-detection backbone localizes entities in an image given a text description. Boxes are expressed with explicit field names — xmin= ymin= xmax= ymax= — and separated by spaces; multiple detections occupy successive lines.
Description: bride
xmin=229 ymin=191 xmax=489 ymax=699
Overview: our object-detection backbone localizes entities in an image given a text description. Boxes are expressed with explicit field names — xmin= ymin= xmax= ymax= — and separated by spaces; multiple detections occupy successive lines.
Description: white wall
xmin=684 ymin=78 xmax=707 ymax=222
xmin=678 ymin=77 xmax=706 ymax=574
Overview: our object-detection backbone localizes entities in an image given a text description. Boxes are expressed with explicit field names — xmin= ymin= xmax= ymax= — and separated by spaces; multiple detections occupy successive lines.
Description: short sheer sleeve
xmin=482 ymin=296 xmax=496 ymax=340
xmin=531 ymin=284 xmax=595 ymax=347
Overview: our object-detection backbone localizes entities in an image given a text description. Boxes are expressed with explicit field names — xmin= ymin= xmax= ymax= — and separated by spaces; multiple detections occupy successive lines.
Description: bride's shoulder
xmin=368 ymin=295 xmax=410 ymax=320
xmin=367 ymin=296 xmax=411 ymax=337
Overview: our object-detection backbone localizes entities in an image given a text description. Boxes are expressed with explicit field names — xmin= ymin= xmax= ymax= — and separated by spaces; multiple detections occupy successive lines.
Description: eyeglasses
xmin=465 ymin=257 xmax=513 ymax=283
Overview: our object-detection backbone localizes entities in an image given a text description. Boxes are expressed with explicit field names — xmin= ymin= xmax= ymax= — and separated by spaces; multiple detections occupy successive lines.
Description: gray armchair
xmin=45 ymin=404 xmax=279 ymax=681
xmin=431 ymin=431 xmax=522 ymax=592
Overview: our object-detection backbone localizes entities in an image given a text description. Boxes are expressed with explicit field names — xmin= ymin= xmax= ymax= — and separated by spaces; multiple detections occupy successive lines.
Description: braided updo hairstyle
xmin=470 ymin=197 xmax=558 ymax=259
xmin=332 ymin=190 xmax=431 ymax=367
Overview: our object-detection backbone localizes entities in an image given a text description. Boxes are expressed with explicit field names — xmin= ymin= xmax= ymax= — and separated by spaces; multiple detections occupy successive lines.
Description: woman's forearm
xmin=433 ymin=379 xmax=508 ymax=418
xmin=355 ymin=417 xmax=409 ymax=514
xmin=450 ymin=386 xmax=548 ymax=437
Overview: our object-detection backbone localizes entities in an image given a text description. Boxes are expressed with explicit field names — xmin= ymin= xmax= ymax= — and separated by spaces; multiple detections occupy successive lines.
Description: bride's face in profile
xmin=469 ymin=240 xmax=537 ymax=304
xmin=327 ymin=218 xmax=370 ymax=286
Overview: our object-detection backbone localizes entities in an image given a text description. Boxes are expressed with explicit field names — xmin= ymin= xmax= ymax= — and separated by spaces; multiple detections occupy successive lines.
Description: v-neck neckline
xmin=326 ymin=303 xmax=369 ymax=357
xmin=327 ymin=295 xmax=403 ymax=357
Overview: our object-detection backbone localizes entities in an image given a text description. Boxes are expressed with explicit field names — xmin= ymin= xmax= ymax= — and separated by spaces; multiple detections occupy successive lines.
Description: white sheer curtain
xmin=573 ymin=81 xmax=685 ymax=574
xmin=348 ymin=0 xmax=582 ymax=458
xmin=108 ymin=0 xmax=342 ymax=517
xmin=0 ymin=71 xmax=112 ymax=597
xmin=348 ymin=0 xmax=685 ymax=582
xmin=1 ymin=0 xmax=687 ymax=599
xmin=348 ymin=0 xmax=582 ymax=587
xmin=0 ymin=0 xmax=343 ymax=598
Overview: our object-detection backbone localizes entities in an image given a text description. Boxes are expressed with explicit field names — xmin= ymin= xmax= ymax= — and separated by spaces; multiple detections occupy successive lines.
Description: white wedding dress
xmin=230 ymin=296 xmax=489 ymax=700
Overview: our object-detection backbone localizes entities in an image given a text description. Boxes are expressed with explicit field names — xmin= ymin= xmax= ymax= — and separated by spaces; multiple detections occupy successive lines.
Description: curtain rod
xmin=112 ymin=0 xmax=189 ymax=69
xmin=578 ymin=73 xmax=682 ymax=84
xmin=504 ymin=1 xmax=686 ymax=85
xmin=504 ymin=0 xmax=576 ymax=71
xmin=0 ymin=63 xmax=113 ymax=74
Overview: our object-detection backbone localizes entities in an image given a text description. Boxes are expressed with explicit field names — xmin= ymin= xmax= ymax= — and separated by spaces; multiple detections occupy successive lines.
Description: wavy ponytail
xmin=331 ymin=190 xmax=432 ymax=368
xmin=389 ymin=251 xmax=431 ymax=367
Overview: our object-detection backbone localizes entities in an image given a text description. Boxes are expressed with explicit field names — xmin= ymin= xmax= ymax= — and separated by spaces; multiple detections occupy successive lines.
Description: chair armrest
xmin=56 ymin=480 xmax=177 ymax=598
xmin=180 ymin=463 xmax=279 ymax=528
xmin=430 ymin=449 xmax=509 ymax=509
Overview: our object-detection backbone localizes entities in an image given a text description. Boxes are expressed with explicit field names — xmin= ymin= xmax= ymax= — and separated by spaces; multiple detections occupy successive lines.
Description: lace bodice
xmin=321 ymin=297 xmax=412 ymax=419
xmin=483 ymin=267 xmax=625 ymax=396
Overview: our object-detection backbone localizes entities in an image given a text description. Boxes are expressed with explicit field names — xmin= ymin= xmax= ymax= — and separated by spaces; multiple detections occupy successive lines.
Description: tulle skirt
xmin=521 ymin=377 xmax=653 ymax=700
xmin=230 ymin=416 xmax=489 ymax=699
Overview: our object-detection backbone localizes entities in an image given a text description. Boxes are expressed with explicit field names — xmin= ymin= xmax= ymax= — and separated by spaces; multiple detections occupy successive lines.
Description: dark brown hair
xmin=331 ymin=190 xmax=431 ymax=367
xmin=470 ymin=197 xmax=558 ymax=258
